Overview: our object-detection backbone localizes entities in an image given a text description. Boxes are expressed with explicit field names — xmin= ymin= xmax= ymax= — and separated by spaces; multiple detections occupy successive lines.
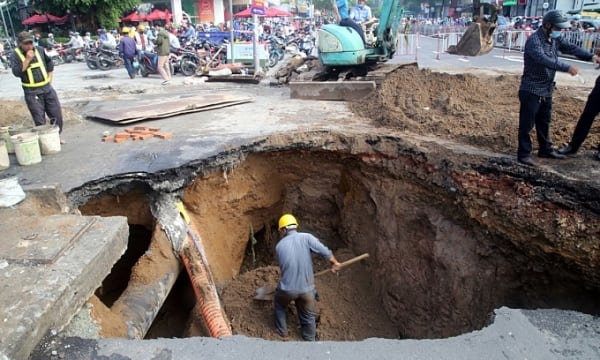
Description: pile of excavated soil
xmin=220 ymin=249 xmax=398 ymax=341
xmin=0 ymin=100 xmax=82 ymax=128
xmin=351 ymin=65 xmax=598 ymax=153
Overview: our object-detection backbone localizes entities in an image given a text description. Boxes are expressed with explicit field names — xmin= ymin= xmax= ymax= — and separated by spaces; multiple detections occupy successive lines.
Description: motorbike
xmin=96 ymin=48 xmax=123 ymax=71
xmin=268 ymin=35 xmax=285 ymax=68
xmin=46 ymin=46 xmax=64 ymax=66
xmin=139 ymin=51 xmax=174 ymax=77
xmin=174 ymin=48 xmax=200 ymax=77
xmin=84 ymin=46 xmax=99 ymax=70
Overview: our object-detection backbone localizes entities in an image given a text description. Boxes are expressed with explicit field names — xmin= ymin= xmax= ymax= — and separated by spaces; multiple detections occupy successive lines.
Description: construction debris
xmin=270 ymin=55 xmax=323 ymax=85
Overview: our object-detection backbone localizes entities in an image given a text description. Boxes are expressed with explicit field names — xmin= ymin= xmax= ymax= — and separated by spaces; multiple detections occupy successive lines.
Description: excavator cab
xmin=447 ymin=0 xmax=502 ymax=56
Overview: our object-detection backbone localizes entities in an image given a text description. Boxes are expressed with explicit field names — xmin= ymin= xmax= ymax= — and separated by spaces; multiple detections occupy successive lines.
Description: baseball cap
xmin=18 ymin=31 xmax=34 ymax=43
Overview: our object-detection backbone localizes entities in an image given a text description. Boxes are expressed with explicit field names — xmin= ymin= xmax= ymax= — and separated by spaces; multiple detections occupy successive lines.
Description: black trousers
xmin=340 ymin=18 xmax=366 ymax=45
xmin=518 ymin=90 xmax=554 ymax=159
xmin=568 ymin=75 xmax=600 ymax=151
xmin=24 ymin=85 xmax=63 ymax=133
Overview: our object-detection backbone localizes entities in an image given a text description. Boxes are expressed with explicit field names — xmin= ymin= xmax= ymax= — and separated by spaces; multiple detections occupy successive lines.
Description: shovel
xmin=253 ymin=253 xmax=370 ymax=301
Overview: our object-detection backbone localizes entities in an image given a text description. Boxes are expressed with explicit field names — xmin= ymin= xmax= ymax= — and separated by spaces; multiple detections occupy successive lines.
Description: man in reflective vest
xmin=10 ymin=31 xmax=63 ymax=135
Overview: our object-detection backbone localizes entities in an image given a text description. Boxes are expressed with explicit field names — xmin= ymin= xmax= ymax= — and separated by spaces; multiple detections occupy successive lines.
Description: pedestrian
xmin=154 ymin=25 xmax=172 ymax=85
xmin=558 ymin=64 xmax=600 ymax=160
xmin=517 ymin=10 xmax=597 ymax=166
xmin=118 ymin=28 xmax=137 ymax=79
xmin=10 ymin=31 xmax=64 ymax=140
xmin=134 ymin=24 xmax=151 ymax=62
xmin=332 ymin=0 xmax=366 ymax=45
xmin=274 ymin=214 xmax=341 ymax=341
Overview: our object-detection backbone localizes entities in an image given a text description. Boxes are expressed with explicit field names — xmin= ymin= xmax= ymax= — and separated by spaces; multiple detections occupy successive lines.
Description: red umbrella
xmin=145 ymin=9 xmax=172 ymax=21
xmin=22 ymin=14 xmax=49 ymax=25
xmin=47 ymin=14 xmax=70 ymax=25
xmin=120 ymin=11 xmax=146 ymax=22
xmin=234 ymin=7 xmax=294 ymax=18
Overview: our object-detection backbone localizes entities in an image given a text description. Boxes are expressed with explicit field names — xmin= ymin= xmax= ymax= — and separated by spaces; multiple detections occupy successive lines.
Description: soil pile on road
xmin=0 ymin=100 xmax=82 ymax=128
xmin=220 ymin=249 xmax=398 ymax=341
xmin=352 ymin=65 xmax=597 ymax=153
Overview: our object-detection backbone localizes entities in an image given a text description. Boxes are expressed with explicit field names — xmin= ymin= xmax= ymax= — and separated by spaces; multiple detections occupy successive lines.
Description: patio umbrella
xmin=120 ymin=11 xmax=146 ymax=22
xmin=47 ymin=14 xmax=69 ymax=25
xmin=22 ymin=13 xmax=49 ymax=25
xmin=146 ymin=9 xmax=172 ymax=21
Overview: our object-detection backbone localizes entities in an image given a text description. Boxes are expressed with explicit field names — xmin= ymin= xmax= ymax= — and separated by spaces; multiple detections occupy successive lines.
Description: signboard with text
xmin=251 ymin=0 xmax=266 ymax=15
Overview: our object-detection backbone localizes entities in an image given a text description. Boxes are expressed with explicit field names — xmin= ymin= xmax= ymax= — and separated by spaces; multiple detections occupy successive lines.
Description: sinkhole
xmin=76 ymin=150 xmax=600 ymax=341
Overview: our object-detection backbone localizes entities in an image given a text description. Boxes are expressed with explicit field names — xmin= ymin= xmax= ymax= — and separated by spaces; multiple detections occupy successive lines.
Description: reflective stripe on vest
xmin=15 ymin=48 xmax=50 ymax=88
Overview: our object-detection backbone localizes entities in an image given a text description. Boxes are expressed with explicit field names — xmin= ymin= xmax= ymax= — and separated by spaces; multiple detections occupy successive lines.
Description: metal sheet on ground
xmin=87 ymin=95 xmax=253 ymax=124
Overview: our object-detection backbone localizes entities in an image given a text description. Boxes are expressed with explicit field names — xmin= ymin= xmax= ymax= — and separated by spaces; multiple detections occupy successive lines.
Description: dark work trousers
xmin=568 ymin=75 xmax=600 ymax=151
xmin=340 ymin=18 xmax=367 ymax=45
xmin=518 ymin=90 xmax=554 ymax=159
xmin=123 ymin=55 xmax=136 ymax=79
xmin=24 ymin=85 xmax=63 ymax=133
xmin=274 ymin=289 xmax=317 ymax=341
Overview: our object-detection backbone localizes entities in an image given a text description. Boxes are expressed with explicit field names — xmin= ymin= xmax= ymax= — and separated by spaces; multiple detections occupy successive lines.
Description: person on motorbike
xmin=134 ymin=24 xmax=152 ymax=61
xmin=180 ymin=24 xmax=196 ymax=44
xmin=46 ymin=33 xmax=56 ymax=49
xmin=83 ymin=32 xmax=92 ymax=47
xmin=65 ymin=32 xmax=84 ymax=58
xmin=98 ymin=29 xmax=117 ymax=50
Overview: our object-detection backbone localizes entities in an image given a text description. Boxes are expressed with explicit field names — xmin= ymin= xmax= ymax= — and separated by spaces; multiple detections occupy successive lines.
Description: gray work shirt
xmin=276 ymin=230 xmax=333 ymax=294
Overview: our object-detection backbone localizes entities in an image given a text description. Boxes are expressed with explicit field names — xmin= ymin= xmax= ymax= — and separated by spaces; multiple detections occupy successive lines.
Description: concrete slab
xmin=289 ymin=81 xmax=376 ymax=100
xmin=0 ymin=215 xmax=128 ymax=360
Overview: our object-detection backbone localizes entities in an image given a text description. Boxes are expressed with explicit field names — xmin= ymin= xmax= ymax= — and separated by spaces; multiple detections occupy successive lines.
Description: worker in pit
xmin=332 ymin=0 xmax=367 ymax=45
xmin=10 ymin=31 xmax=64 ymax=138
xmin=516 ymin=10 xmax=599 ymax=166
xmin=274 ymin=214 xmax=341 ymax=341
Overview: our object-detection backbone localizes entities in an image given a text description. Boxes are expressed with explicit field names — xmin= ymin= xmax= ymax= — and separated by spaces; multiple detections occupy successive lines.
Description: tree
xmin=36 ymin=0 xmax=140 ymax=29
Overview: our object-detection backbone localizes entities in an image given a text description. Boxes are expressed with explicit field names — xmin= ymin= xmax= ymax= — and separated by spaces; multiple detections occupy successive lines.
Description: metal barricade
xmin=397 ymin=33 xmax=419 ymax=60
xmin=434 ymin=32 xmax=464 ymax=60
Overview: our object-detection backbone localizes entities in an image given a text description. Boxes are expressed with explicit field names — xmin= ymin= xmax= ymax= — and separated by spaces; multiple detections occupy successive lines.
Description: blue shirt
xmin=276 ymin=230 xmax=333 ymax=294
xmin=520 ymin=27 xmax=592 ymax=97
xmin=118 ymin=36 xmax=137 ymax=58
xmin=350 ymin=4 xmax=372 ymax=23
xmin=336 ymin=0 xmax=349 ymax=20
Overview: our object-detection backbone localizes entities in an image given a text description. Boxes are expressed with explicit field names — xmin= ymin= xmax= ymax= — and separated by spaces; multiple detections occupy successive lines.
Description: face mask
xmin=358 ymin=4 xmax=364 ymax=8
xmin=550 ymin=30 xmax=562 ymax=39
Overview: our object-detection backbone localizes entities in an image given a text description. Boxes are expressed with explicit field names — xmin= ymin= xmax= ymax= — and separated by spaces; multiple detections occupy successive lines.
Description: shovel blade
xmin=254 ymin=284 xmax=276 ymax=301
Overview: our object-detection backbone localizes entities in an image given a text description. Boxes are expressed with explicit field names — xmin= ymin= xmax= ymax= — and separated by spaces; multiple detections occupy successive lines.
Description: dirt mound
xmin=0 ymin=100 xmax=82 ymax=128
xmin=351 ymin=65 xmax=597 ymax=153
xmin=220 ymin=249 xmax=398 ymax=341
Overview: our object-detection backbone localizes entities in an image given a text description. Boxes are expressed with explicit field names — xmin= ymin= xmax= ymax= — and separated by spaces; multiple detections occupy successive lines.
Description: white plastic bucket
xmin=0 ymin=127 xmax=13 ymax=154
xmin=0 ymin=140 xmax=9 ymax=170
xmin=35 ymin=124 xmax=61 ymax=155
xmin=10 ymin=132 xmax=42 ymax=166
xmin=0 ymin=176 xmax=26 ymax=207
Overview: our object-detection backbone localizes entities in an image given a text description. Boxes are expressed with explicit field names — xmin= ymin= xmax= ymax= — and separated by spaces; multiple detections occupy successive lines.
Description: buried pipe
xmin=177 ymin=202 xmax=232 ymax=338
xmin=107 ymin=224 xmax=182 ymax=339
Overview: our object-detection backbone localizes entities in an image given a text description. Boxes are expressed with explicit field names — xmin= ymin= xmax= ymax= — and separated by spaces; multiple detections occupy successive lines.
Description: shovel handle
xmin=314 ymin=253 xmax=369 ymax=277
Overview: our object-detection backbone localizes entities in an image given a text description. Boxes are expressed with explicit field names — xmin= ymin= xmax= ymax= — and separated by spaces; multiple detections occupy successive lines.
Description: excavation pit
xmin=76 ymin=147 xmax=600 ymax=342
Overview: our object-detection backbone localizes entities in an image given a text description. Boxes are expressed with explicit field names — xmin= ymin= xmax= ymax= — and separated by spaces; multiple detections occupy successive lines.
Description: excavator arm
xmin=447 ymin=0 xmax=502 ymax=56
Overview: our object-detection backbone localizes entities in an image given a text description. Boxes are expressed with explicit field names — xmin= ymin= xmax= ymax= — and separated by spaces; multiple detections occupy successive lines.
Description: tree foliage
xmin=36 ymin=0 xmax=140 ymax=29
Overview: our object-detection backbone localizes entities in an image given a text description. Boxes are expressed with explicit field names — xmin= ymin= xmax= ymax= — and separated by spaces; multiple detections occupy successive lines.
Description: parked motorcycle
xmin=139 ymin=51 xmax=174 ymax=77
xmin=84 ymin=46 xmax=99 ymax=70
xmin=96 ymin=48 xmax=123 ymax=71
xmin=46 ymin=46 xmax=64 ymax=66
xmin=268 ymin=36 xmax=285 ymax=68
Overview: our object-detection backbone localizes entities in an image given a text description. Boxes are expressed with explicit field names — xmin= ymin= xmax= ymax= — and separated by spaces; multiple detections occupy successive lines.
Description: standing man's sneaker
xmin=538 ymin=150 xmax=567 ymax=159
xmin=518 ymin=156 xmax=536 ymax=166
xmin=557 ymin=144 xmax=577 ymax=155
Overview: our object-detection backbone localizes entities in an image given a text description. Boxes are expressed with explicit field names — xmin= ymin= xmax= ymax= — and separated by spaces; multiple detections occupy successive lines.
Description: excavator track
xmin=289 ymin=62 xmax=416 ymax=101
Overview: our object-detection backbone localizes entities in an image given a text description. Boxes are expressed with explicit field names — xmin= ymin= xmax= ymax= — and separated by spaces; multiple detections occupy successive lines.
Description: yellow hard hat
xmin=278 ymin=214 xmax=298 ymax=230
xmin=121 ymin=26 xmax=130 ymax=34
xmin=137 ymin=24 xmax=146 ymax=31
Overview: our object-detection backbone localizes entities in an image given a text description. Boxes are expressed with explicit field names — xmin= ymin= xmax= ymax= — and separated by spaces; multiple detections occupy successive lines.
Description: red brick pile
xmin=102 ymin=127 xmax=173 ymax=143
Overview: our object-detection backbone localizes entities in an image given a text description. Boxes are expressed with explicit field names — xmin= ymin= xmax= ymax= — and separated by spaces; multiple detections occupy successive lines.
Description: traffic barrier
xmin=397 ymin=33 xmax=419 ymax=60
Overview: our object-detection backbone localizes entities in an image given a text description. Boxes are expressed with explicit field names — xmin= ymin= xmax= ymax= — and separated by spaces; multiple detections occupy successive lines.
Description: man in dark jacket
xmin=517 ymin=10 xmax=598 ymax=166
xmin=11 ymin=31 xmax=63 ymax=135
xmin=118 ymin=28 xmax=137 ymax=79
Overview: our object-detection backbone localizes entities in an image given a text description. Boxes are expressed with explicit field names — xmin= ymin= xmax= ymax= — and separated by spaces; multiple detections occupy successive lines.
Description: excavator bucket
xmin=447 ymin=2 xmax=501 ymax=57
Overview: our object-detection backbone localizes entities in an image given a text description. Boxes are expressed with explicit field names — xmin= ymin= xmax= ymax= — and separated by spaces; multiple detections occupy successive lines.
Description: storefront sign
xmin=251 ymin=0 xmax=266 ymax=15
